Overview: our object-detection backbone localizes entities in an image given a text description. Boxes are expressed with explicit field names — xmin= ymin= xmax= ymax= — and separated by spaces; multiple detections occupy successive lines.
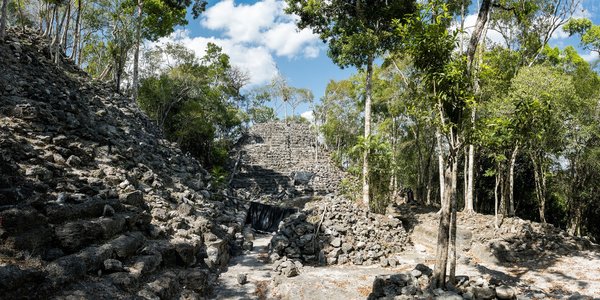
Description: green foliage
xmin=138 ymin=43 xmax=244 ymax=168
xmin=350 ymin=134 xmax=393 ymax=213
xmin=284 ymin=115 xmax=309 ymax=124
xmin=317 ymin=77 xmax=363 ymax=159
xmin=285 ymin=0 xmax=416 ymax=69
xmin=209 ymin=165 xmax=229 ymax=189
xmin=248 ymin=106 xmax=277 ymax=124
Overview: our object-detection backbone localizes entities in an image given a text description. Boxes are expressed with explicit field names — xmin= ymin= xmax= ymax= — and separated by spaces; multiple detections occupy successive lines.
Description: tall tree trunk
xmin=436 ymin=128 xmax=445 ymax=206
xmin=70 ymin=0 xmax=82 ymax=62
xmin=464 ymin=111 xmax=476 ymax=213
xmin=567 ymin=160 xmax=581 ymax=236
xmin=448 ymin=157 xmax=458 ymax=284
xmin=61 ymin=1 xmax=71 ymax=52
xmin=53 ymin=5 xmax=68 ymax=64
xmin=38 ymin=0 xmax=43 ymax=32
xmin=427 ymin=168 xmax=432 ymax=206
xmin=463 ymin=149 xmax=468 ymax=204
xmin=46 ymin=5 xmax=56 ymax=38
xmin=362 ymin=57 xmax=373 ymax=209
xmin=0 ymin=0 xmax=8 ymax=39
xmin=508 ymin=144 xmax=519 ymax=216
xmin=531 ymin=155 xmax=546 ymax=223
xmin=494 ymin=166 xmax=500 ymax=229
xmin=132 ymin=0 xmax=143 ymax=102
xmin=432 ymin=156 xmax=451 ymax=289
xmin=466 ymin=0 xmax=493 ymax=70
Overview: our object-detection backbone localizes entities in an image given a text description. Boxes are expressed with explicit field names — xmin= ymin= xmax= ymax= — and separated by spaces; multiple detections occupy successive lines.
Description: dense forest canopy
xmin=1 ymin=0 xmax=599 ymax=289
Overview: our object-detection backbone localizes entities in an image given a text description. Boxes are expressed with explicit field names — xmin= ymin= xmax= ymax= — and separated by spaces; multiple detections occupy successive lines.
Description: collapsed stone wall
xmin=270 ymin=195 xmax=410 ymax=270
xmin=231 ymin=121 xmax=345 ymax=199
xmin=0 ymin=29 xmax=245 ymax=299
xmin=368 ymin=264 xmax=518 ymax=300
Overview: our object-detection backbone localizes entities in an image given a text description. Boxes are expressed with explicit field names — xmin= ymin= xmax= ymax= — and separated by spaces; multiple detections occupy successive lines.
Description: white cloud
xmin=551 ymin=26 xmax=570 ymax=40
xmin=581 ymin=51 xmax=599 ymax=62
xmin=201 ymin=0 xmax=322 ymax=58
xmin=152 ymin=30 xmax=278 ymax=86
xmin=301 ymin=110 xmax=314 ymax=123
xmin=150 ymin=0 xmax=322 ymax=86
xmin=201 ymin=0 xmax=282 ymax=43
xmin=264 ymin=23 xmax=321 ymax=58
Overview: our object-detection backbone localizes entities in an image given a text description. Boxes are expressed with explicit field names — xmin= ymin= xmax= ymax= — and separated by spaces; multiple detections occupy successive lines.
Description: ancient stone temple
xmin=231 ymin=121 xmax=345 ymax=198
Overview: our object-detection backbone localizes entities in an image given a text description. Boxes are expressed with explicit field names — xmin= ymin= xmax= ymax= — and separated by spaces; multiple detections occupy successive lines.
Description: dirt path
xmin=213 ymin=235 xmax=274 ymax=299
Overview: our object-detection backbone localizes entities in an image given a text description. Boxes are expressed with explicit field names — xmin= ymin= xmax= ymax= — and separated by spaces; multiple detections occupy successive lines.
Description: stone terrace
xmin=231 ymin=121 xmax=345 ymax=198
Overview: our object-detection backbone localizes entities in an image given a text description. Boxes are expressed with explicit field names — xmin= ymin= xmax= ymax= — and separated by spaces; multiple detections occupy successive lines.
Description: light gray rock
xmin=496 ymin=285 xmax=516 ymax=300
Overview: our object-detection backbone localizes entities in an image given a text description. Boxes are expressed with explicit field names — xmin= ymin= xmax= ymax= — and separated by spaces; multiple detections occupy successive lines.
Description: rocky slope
xmin=0 ymin=29 xmax=246 ymax=299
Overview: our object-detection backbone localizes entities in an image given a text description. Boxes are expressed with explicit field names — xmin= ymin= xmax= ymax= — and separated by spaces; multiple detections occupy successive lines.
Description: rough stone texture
xmin=367 ymin=265 xmax=519 ymax=300
xmin=270 ymin=195 xmax=410 ymax=267
xmin=411 ymin=207 xmax=598 ymax=266
xmin=0 ymin=28 xmax=246 ymax=298
xmin=231 ymin=121 xmax=345 ymax=199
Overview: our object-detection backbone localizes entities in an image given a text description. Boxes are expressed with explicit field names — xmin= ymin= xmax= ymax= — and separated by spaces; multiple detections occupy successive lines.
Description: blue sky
xmin=157 ymin=0 xmax=600 ymax=118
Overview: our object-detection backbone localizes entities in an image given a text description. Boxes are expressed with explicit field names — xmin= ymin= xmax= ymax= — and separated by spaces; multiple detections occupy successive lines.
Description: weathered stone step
xmin=55 ymin=213 xmax=135 ymax=253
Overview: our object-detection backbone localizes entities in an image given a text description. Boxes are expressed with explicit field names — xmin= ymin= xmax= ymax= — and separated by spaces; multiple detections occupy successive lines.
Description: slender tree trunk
xmin=467 ymin=0 xmax=493 ymax=70
xmin=427 ymin=173 xmax=432 ymax=205
xmin=436 ymin=128 xmax=445 ymax=206
xmin=61 ymin=1 xmax=71 ymax=52
xmin=448 ymin=157 xmax=458 ymax=284
xmin=70 ymin=0 xmax=82 ymax=62
xmin=38 ymin=0 xmax=43 ymax=32
xmin=465 ymin=112 xmax=476 ymax=213
xmin=432 ymin=158 xmax=451 ymax=289
xmin=53 ymin=5 xmax=68 ymax=64
xmin=531 ymin=155 xmax=546 ymax=223
xmin=463 ymin=149 xmax=468 ymax=205
xmin=568 ymin=203 xmax=582 ymax=236
xmin=46 ymin=5 xmax=56 ymax=38
xmin=132 ymin=0 xmax=143 ymax=102
xmin=568 ymin=160 xmax=582 ymax=236
xmin=0 ymin=0 xmax=8 ymax=39
xmin=494 ymin=166 xmax=500 ymax=229
xmin=508 ymin=144 xmax=519 ymax=216
xmin=362 ymin=58 xmax=373 ymax=209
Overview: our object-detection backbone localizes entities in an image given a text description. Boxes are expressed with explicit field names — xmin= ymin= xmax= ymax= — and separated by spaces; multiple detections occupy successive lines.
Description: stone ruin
xmin=231 ymin=121 xmax=345 ymax=200
xmin=270 ymin=196 xmax=410 ymax=268
xmin=230 ymin=121 xmax=412 ymax=272
xmin=0 ymin=28 xmax=247 ymax=299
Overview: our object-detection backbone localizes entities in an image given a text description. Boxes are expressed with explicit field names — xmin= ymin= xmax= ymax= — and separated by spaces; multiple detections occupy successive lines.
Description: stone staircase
xmin=231 ymin=121 xmax=345 ymax=197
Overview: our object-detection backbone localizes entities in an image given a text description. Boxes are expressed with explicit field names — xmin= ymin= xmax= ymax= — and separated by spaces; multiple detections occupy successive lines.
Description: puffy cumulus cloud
xmin=201 ymin=0 xmax=321 ymax=58
xmin=152 ymin=30 xmax=278 ymax=86
xmin=149 ymin=0 xmax=322 ymax=86
xmin=201 ymin=0 xmax=282 ymax=43
xmin=264 ymin=23 xmax=321 ymax=58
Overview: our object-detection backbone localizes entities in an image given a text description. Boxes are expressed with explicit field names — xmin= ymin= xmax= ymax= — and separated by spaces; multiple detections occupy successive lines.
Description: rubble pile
xmin=0 ymin=29 xmax=246 ymax=298
xmin=368 ymin=264 xmax=520 ymax=300
xmin=414 ymin=209 xmax=598 ymax=266
xmin=270 ymin=195 xmax=410 ymax=268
